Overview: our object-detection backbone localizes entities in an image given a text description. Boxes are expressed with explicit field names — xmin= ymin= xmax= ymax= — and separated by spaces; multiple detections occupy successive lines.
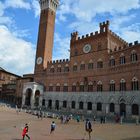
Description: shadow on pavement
xmin=122 ymin=138 xmax=140 ymax=140
xmin=11 ymin=138 xmax=22 ymax=140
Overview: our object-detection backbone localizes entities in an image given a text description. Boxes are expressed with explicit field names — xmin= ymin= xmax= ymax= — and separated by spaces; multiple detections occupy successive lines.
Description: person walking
xmin=50 ymin=121 xmax=56 ymax=134
xmin=84 ymin=119 xmax=92 ymax=140
xmin=22 ymin=123 xmax=30 ymax=140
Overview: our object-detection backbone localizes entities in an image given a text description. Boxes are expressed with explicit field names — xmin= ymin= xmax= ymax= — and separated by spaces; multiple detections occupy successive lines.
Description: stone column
xmin=45 ymin=100 xmax=48 ymax=109
xmin=115 ymin=104 xmax=120 ymax=114
xmin=22 ymin=94 xmax=26 ymax=107
xmin=59 ymin=101 xmax=63 ymax=111
xmin=52 ymin=100 xmax=55 ymax=110
xmin=39 ymin=95 xmax=43 ymax=107
xmin=92 ymin=104 xmax=96 ymax=115
xmin=126 ymin=104 xmax=131 ymax=116
xmin=75 ymin=102 xmax=79 ymax=110
xmin=83 ymin=102 xmax=87 ymax=110
xmin=31 ymin=90 xmax=35 ymax=109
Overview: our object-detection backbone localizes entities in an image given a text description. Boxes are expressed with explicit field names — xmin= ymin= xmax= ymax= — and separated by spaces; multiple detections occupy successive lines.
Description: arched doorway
xmin=79 ymin=101 xmax=83 ymax=110
xmin=87 ymin=102 xmax=92 ymax=110
xmin=42 ymin=99 xmax=45 ymax=106
xmin=25 ymin=88 xmax=32 ymax=106
xmin=132 ymin=104 xmax=139 ymax=115
xmin=55 ymin=100 xmax=59 ymax=110
xmin=120 ymin=103 xmax=126 ymax=116
xmin=34 ymin=90 xmax=40 ymax=107
xmin=48 ymin=100 xmax=52 ymax=109
xmin=109 ymin=103 xmax=115 ymax=113
xmin=97 ymin=102 xmax=102 ymax=111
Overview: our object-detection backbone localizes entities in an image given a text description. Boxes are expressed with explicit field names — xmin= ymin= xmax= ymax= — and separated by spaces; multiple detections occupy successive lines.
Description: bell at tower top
xmin=39 ymin=0 xmax=59 ymax=12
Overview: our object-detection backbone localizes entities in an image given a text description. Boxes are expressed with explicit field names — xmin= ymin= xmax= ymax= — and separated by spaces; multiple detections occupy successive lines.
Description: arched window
xmin=50 ymin=66 xmax=55 ymax=73
xmin=80 ymin=82 xmax=84 ymax=92
xmin=71 ymin=101 xmax=75 ymax=109
xmin=132 ymin=104 xmax=139 ymax=115
xmin=131 ymin=50 xmax=138 ymax=62
xmin=88 ymin=60 xmax=93 ymax=69
xmin=109 ymin=103 xmax=115 ymax=112
xmin=120 ymin=53 xmax=125 ymax=64
xmin=97 ymin=81 xmax=103 ymax=92
xmin=49 ymin=84 xmax=53 ymax=91
xmin=56 ymin=83 xmax=60 ymax=91
xmin=97 ymin=59 xmax=103 ymax=68
xmin=63 ymin=100 xmax=67 ymax=108
xmin=42 ymin=99 xmax=45 ymax=106
xmin=73 ymin=63 xmax=78 ymax=71
xmin=79 ymin=101 xmax=83 ymax=110
xmin=63 ymin=83 xmax=68 ymax=92
xmin=88 ymin=82 xmax=93 ymax=92
xmin=80 ymin=61 xmax=85 ymax=70
xmin=48 ymin=100 xmax=52 ymax=109
xmin=57 ymin=65 xmax=61 ymax=72
xmin=87 ymin=102 xmax=92 ymax=110
xmin=109 ymin=80 xmax=115 ymax=91
xmin=97 ymin=102 xmax=102 ymax=111
xmin=120 ymin=79 xmax=126 ymax=91
xmin=72 ymin=83 xmax=76 ymax=92
xmin=109 ymin=56 xmax=115 ymax=66
xmin=64 ymin=64 xmax=69 ymax=72
xmin=131 ymin=77 xmax=139 ymax=90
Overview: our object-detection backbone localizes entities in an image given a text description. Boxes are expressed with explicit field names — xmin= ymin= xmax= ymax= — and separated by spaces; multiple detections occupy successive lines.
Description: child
xmin=22 ymin=123 xmax=30 ymax=140
xmin=50 ymin=121 xmax=56 ymax=134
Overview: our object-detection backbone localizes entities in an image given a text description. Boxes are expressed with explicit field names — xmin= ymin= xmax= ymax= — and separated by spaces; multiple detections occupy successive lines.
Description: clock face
xmin=83 ymin=44 xmax=91 ymax=53
xmin=36 ymin=57 xmax=43 ymax=65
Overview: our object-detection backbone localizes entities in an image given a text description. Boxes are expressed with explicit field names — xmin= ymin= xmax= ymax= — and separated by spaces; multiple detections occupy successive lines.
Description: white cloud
xmin=31 ymin=0 xmax=40 ymax=17
xmin=5 ymin=0 xmax=31 ymax=10
xmin=59 ymin=0 xmax=140 ymax=22
xmin=0 ymin=25 xmax=35 ymax=75
xmin=121 ymin=30 xmax=140 ymax=43
xmin=53 ymin=33 xmax=70 ymax=60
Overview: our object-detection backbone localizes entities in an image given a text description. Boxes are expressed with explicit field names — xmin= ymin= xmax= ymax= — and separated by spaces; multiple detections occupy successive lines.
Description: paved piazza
xmin=0 ymin=106 xmax=140 ymax=140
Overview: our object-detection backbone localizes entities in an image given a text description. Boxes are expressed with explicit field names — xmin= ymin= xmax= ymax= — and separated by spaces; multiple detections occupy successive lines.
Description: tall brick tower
xmin=34 ymin=0 xmax=59 ymax=74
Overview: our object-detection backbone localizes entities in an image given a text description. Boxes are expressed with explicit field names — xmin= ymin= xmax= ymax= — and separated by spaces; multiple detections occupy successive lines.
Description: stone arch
xmin=108 ymin=96 xmax=115 ymax=103
xmin=34 ymin=90 xmax=40 ymax=107
xmin=110 ymin=55 xmax=114 ymax=59
xmin=51 ymin=65 xmax=54 ymax=68
xmin=120 ymin=53 xmax=124 ymax=57
xmin=81 ymin=61 xmax=85 ymax=64
xmin=88 ymin=81 xmax=93 ymax=85
xmin=65 ymin=64 xmax=69 ymax=67
xmin=95 ymin=96 xmax=103 ymax=103
xmin=132 ymin=104 xmax=139 ymax=115
xmin=119 ymin=97 xmax=126 ymax=104
xmin=97 ymin=58 xmax=102 ymax=62
xmin=74 ymin=62 xmax=77 ymax=65
xmin=110 ymin=80 xmax=115 ymax=84
xmin=120 ymin=79 xmax=126 ymax=83
xmin=97 ymin=81 xmax=102 ymax=85
xmin=89 ymin=59 xmax=93 ymax=63
xmin=131 ymin=50 xmax=136 ymax=54
xmin=25 ymin=88 xmax=32 ymax=106
xmin=132 ymin=77 xmax=138 ymax=82
xmin=58 ymin=64 xmax=61 ymax=67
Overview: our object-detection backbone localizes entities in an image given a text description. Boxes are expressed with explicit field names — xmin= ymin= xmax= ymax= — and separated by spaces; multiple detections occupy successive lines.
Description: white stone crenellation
xmin=39 ymin=0 xmax=59 ymax=12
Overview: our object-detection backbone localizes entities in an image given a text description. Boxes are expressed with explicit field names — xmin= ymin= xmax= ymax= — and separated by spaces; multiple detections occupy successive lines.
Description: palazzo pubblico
xmin=22 ymin=0 xmax=140 ymax=118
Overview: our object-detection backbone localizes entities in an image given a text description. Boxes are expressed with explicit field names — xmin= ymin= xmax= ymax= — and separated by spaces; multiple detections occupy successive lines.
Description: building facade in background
xmin=0 ymin=67 xmax=21 ymax=104
xmin=22 ymin=0 xmax=140 ymax=117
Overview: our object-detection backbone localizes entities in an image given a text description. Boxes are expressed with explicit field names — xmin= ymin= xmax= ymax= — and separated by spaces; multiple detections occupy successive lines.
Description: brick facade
xmin=22 ymin=0 xmax=140 ymax=117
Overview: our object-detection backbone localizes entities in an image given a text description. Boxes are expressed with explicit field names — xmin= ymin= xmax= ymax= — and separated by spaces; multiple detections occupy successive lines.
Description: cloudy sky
xmin=0 ymin=0 xmax=140 ymax=76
